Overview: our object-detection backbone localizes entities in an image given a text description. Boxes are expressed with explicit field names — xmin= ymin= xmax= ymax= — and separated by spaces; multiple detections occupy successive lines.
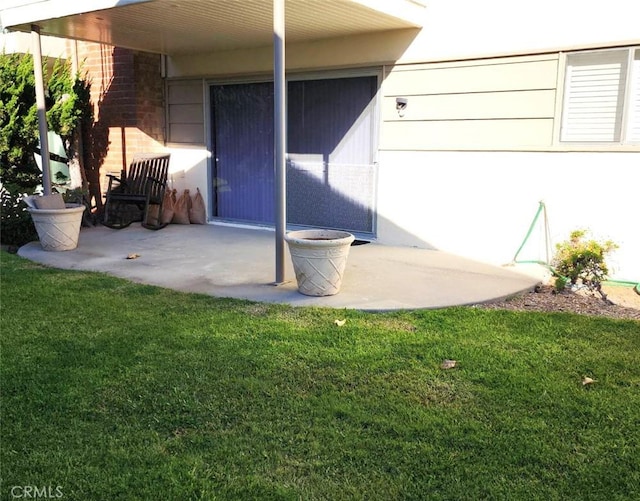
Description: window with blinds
xmin=560 ymin=47 xmax=639 ymax=144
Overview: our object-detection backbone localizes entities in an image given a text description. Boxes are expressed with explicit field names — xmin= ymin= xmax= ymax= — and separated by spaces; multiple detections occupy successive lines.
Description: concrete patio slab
xmin=18 ymin=224 xmax=542 ymax=310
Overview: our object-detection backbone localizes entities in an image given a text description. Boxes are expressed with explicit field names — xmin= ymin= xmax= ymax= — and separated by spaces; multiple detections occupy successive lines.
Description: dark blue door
xmin=211 ymin=76 xmax=377 ymax=233
xmin=211 ymin=83 xmax=274 ymax=223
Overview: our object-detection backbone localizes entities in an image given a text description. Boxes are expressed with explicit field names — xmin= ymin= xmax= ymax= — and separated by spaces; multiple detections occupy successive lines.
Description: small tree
xmin=0 ymin=52 xmax=92 ymax=246
xmin=552 ymin=229 xmax=618 ymax=302
xmin=0 ymin=52 xmax=40 ymax=194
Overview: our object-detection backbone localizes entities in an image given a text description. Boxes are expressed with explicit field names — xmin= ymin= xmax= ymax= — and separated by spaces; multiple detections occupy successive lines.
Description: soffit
xmin=1 ymin=0 xmax=425 ymax=55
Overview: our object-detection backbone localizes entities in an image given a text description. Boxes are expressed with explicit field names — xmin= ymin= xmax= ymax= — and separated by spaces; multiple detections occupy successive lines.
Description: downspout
xmin=274 ymin=0 xmax=287 ymax=284
xmin=31 ymin=24 xmax=52 ymax=195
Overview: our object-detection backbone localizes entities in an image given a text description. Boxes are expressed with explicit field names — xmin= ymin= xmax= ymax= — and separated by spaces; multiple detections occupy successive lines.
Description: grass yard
xmin=1 ymin=251 xmax=639 ymax=500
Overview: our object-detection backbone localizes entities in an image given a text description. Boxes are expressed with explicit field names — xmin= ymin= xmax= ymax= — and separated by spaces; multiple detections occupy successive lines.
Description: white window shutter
xmin=561 ymin=50 xmax=627 ymax=142
xmin=627 ymin=50 xmax=640 ymax=144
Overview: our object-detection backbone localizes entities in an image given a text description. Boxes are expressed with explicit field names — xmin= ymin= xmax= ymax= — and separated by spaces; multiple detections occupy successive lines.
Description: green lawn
xmin=1 ymin=251 xmax=638 ymax=501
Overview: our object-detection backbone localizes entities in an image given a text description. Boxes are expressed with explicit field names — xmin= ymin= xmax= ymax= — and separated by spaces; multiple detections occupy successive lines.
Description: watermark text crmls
xmin=10 ymin=486 xmax=63 ymax=498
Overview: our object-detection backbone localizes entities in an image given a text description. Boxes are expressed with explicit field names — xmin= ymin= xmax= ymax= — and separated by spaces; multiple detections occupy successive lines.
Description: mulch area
xmin=475 ymin=284 xmax=640 ymax=321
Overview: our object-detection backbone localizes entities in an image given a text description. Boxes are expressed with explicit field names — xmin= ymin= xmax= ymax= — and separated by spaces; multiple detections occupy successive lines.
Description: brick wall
xmin=75 ymin=42 xmax=166 ymax=209
xmin=135 ymin=51 xmax=165 ymax=145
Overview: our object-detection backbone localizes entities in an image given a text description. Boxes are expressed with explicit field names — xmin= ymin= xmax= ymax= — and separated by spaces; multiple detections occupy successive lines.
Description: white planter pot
xmin=27 ymin=204 xmax=85 ymax=251
xmin=285 ymin=229 xmax=355 ymax=296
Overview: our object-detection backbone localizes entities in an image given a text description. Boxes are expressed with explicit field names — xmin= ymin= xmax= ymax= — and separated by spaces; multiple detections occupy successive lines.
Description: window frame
xmin=559 ymin=46 xmax=639 ymax=146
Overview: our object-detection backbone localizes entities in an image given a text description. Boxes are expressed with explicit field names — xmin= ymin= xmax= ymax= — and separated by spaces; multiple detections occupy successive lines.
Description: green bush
xmin=552 ymin=229 xmax=618 ymax=299
xmin=0 ymin=52 xmax=40 ymax=194
xmin=0 ymin=52 xmax=91 ymax=246
xmin=0 ymin=188 xmax=37 ymax=248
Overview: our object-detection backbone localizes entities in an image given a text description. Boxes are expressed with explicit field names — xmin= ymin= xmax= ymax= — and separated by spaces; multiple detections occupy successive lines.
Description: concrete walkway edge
xmin=18 ymin=224 xmax=543 ymax=311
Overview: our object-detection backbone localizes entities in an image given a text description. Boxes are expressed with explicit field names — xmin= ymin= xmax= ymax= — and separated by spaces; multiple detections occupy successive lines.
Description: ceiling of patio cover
xmin=0 ymin=0 xmax=425 ymax=55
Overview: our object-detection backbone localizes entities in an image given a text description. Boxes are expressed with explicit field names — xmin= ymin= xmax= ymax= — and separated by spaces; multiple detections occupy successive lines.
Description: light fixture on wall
xmin=396 ymin=97 xmax=408 ymax=117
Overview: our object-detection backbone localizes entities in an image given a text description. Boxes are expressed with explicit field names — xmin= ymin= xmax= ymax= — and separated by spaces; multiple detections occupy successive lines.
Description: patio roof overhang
xmin=1 ymin=0 xmax=426 ymax=284
xmin=0 ymin=0 xmax=425 ymax=55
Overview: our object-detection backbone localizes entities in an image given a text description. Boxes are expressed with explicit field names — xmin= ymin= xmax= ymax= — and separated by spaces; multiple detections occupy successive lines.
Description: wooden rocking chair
xmin=103 ymin=153 xmax=171 ymax=230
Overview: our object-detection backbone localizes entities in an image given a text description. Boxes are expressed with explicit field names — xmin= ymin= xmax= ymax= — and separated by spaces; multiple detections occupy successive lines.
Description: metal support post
xmin=31 ymin=24 xmax=52 ymax=195
xmin=274 ymin=0 xmax=287 ymax=284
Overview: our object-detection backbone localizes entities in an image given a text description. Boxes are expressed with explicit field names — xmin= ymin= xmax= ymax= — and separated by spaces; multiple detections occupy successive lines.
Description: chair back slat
xmin=148 ymin=157 xmax=170 ymax=201
xmin=122 ymin=154 xmax=170 ymax=201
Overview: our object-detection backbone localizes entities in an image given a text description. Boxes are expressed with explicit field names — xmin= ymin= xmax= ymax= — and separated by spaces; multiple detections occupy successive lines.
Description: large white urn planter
xmin=27 ymin=204 xmax=85 ymax=251
xmin=285 ymin=229 xmax=355 ymax=296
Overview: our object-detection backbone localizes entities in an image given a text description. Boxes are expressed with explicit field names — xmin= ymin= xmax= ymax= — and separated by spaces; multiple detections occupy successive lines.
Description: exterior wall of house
xmin=400 ymin=0 xmax=640 ymax=64
xmin=75 ymin=42 xmax=166 ymax=207
xmin=0 ymin=31 xmax=68 ymax=57
xmin=381 ymin=55 xmax=559 ymax=151
xmin=163 ymin=79 xmax=209 ymax=200
xmin=376 ymin=51 xmax=639 ymax=281
xmin=164 ymin=145 xmax=210 ymax=204
xmin=376 ymin=150 xmax=640 ymax=281
xmin=165 ymin=29 xmax=420 ymax=78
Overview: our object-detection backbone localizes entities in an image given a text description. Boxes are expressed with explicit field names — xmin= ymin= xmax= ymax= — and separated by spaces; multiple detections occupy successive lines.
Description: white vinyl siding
xmin=381 ymin=55 xmax=558 ymax=151
xmin=167 ymin=80 xmax=204 ymax=144
xmin=560 ymin=47 xmax=639 ymax=144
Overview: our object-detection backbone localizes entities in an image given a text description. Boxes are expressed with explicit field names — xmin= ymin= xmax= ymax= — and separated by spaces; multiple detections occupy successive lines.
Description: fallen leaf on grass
xmin=582 ymin=376 xmax=597 ymax=386
xmin=334 ymin=319 xmax=346 ymax=327
xmin=441 ymin=359 xmax=457 ymax=370
xmin=126 ymin=253 xmax=140 ymax=260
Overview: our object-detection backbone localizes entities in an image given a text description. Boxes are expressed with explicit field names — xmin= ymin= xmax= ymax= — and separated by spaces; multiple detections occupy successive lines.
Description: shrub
xmin=552 ymin=229 xmax=618 ymax=300
xmin=0 ymin=188 xmax=37 ymax=248
xmin=0 ymin=52 xmax=41 ymax=194
xmin=0 ymin=52 xmax=91 ymax=246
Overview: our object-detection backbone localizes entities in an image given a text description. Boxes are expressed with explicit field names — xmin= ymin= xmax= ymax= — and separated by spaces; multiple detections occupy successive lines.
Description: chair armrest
xmin=106 ymin=174 xmax=126 ymax=194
